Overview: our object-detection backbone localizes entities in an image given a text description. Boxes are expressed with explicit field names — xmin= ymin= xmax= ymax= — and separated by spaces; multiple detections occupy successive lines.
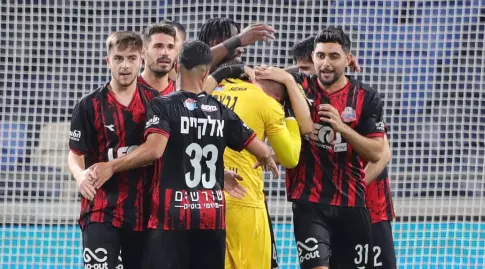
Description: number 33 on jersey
xmin=144 ymin=91 xmax=256 ymax=231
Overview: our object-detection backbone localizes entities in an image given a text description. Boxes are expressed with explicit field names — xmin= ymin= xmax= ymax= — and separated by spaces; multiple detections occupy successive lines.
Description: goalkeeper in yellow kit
xmin=206 ymin=63 xmax=313 ymax=269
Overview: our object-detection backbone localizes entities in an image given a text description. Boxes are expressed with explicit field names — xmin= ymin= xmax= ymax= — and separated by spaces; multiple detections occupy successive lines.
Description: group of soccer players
xmin=68 ymin=17 xmax=396 ymax=269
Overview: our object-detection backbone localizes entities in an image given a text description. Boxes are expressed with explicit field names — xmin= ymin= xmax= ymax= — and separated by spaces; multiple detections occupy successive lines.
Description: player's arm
xmin=255 ymin=67 xmax=313 ymax=135
xmin=263 ymin=100 xmax=301 ymax=168
xmin=222 ymin=105 xmax=279 ymax=177
xmin=364 ymin=134 xmax=391 ymax=185
xmin=91 ymin=98 xmax=170 ymax=189
xmin=203 ymin=64 xmax=255 ymax=93
xmin=319 ymin=91 xmax=386 ymax=163
xmin=67 ymin=100 xmax=97 ymax=200
xmin=208 ymin=24 xmax=275 ymax=72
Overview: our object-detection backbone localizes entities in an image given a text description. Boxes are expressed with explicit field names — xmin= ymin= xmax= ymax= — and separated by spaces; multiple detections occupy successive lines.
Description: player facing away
xmin=67 ymin=31 xmax=159 ymax=269
xmin=139 ymin=23 xmax=178 ymax=95
xmin=89 ymin=40 xmax=278 ymax=269
xmin=285 ymin=27 xmax=387 ymax=269
xmin=290 ymin=36 xmax=398 ymax=269
xmin=206 ymin=63 xmax=312 ymax=269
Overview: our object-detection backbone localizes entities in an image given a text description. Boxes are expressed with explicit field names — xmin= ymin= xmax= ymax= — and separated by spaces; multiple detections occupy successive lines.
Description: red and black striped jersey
xmin=145 ymin=90 xmax=255 ymax=230
xmin=138 ymin=75 xmax=176 ymax=96
xmin=286 ymin=74 xmax=385 ymax=207
xmin=69 ymin=82 xmax=159 ymax=231
xmin=366 ymin=166 xmax=395 ymax=223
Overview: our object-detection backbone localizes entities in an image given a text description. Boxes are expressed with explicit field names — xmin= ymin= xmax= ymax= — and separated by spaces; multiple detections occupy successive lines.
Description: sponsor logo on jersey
xmin=229 ymin=86 xmax=247 ymax=91
xmin=341 ymin=106 xmax=357 ymax=122
xmin=297 ymin=237 xmax=321 ymax=264
xmin=146 ymin=115 xmax=160 ymax=128
xmin=69 ymin=130 xmax=81 ymax=141
xmin=184 ymin=98 xmax=198 ymax=111
xmin=201 ymin=104 xmax=218 ymax=112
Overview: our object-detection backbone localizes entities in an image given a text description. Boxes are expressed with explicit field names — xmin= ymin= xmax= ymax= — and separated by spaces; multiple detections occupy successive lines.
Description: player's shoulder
xmin=350 ymin=77 xmax=379 ymax=97
xmin=76 ymin=83 xmax=108 ymax=108
xmin=138 ymin=82 xmax=160 ymax=99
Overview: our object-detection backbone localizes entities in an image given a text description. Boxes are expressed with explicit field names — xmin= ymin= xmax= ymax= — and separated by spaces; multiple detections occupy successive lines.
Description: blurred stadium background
xmin=1 ymin=0 xmax=484 ymax=268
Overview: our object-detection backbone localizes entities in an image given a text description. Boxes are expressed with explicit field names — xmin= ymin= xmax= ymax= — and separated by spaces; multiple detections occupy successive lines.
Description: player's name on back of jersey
xmin=181 ymin=116 xmax=224 ymax=139
xmin=173 ymin=189 xmax=224 ymax=210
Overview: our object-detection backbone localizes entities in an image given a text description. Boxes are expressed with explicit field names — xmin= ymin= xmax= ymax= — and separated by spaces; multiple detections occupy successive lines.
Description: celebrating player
xmin=89 ymin=40 xmax=278 ymax=269
xmin=204 ymin=62 xmax=312 ymax=269
xmin=67 ymin=31 xmax=159 ymax=269
xmin=139 ymin=23 xmax=178 ymax=95
xmin=281 ymin=27 xmax=387 ymax=269
xmin=290 ymin=33 xmax=397 ymax=269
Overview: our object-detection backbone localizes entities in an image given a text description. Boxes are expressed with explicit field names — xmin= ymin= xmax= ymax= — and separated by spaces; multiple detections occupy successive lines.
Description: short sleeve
xmin=263 ymin=99 xmax=286 ymax=136
xmin=144 ymin=97 xmax=171 ymax=139
xmin=356 ymin=90 xmax=386 ymax=137
xmin=69 ymin=100 xmax=93 ymax=155
xmin=222 ymin=105 xmax=256 ymax=151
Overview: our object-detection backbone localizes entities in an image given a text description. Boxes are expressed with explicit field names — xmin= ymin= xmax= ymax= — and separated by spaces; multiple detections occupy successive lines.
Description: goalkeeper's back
xmin=212 ymin=78 xmax=301 ymax=208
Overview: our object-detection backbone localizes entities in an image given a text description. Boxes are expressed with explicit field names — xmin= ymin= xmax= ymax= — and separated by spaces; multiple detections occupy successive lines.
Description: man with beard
xmin=139 ymin=23 xmax=178 ymax=95
xmin=67 ymin=31 xmax=159 ymax=269
xmin=282 ymin=26 xmax=387 ymax=269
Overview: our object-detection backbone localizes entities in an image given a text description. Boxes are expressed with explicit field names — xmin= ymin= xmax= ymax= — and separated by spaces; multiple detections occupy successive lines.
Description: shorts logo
xmin=83 ymin=248 xmax=108 ymax=269
xmin=297 ymin=237 xmax=321 ymax=264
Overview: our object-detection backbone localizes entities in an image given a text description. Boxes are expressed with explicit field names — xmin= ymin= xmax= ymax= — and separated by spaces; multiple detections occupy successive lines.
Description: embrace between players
xmin=68 ymin=18 xmax=396 ymax=269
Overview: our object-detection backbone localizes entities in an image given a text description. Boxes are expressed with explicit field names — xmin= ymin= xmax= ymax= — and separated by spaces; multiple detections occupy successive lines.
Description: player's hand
xmin=242 ymin=65 xmax=256 ymax=83
xmin=253 ymin=156 xmax=280 ymax=178
xmin=318 ymin=104 xmax=346 ymax=133
xmin=223 ymin=170 xmax=247 ymax=200
xmin=238 ymin=23 xmax=276 ymax=46
xmin=75 ymin=167 xmax=97 ymax=200
xmin=348 ymin=54 xmax=361 ymax=73
xmin=254 ymin=66 xmax=293 ymax=85
xmin=90 ymin=162 xmax=115 ymax=189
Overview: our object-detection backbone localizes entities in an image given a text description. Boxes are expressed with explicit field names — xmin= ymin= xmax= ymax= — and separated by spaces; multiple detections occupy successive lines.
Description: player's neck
xmin=180 ymin=74 xmax=204 ymax=94
xmin=141 ymin=69 xmax=170 ymax=92
xmin=318 ymin=75 xmax=349 ymax=94
xmin=108 ymin=79 xmax=137 ymax=106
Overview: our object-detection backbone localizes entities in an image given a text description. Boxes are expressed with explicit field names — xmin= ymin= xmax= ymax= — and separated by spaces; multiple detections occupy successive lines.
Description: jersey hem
xmin=144 ymin=128 xmax=170 ymax=139
xmin=366 ymin=132 xmax=385 ymax=138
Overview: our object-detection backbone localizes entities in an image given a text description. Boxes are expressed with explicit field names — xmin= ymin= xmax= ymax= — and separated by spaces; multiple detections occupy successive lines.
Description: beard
xmin=115 ymin=73 xmax=137 ymax=87
xmin=148 ymin=62 xmax=173 ymax=78
xmin=317 ymin=69 xmax=344 ymax=86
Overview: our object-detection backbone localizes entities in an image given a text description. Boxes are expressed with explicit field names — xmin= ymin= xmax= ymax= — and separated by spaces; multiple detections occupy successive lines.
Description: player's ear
xmin=346 ymin=52 xmax=352 ymax=66
xmin=105 ymin=56 xmax=111 ymax=67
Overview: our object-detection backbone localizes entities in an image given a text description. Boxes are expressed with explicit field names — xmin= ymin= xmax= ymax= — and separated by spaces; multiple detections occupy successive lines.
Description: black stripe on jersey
xmin=339 ymin=85 xmax=358 ymax=206
xmin=318 ymin=90 xmax=335 ymax=204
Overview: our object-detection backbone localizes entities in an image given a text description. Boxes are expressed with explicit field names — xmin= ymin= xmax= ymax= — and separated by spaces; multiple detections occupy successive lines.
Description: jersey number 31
xmin=185 ymin=143 xmax=218 ymax=189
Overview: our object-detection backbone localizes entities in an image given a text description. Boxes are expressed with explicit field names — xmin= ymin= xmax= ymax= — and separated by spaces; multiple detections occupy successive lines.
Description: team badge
xmin=184 ymin=98 xmax=198 ymax=111
xmin=341 ymin=107 xmax=356 ymax=122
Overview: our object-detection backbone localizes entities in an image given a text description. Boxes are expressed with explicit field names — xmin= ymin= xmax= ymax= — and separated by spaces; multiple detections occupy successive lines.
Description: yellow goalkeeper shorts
xmin=225 ymin=203 xmax=272 ymax=269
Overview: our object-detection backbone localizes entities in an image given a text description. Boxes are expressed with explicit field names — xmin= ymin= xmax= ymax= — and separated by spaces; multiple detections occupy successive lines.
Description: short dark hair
xmin=197 ymin=18 xmax=240 ymax=45
xmin=292 ymin=36 xmax=315 ymax=62
xmin=179 ymin=40 xmax=213 ymax=70
xmin=314 ymin=26 xmax=351 ymax=53
xmin=141 ymin=23 xmax=177 ymax=45
xmin=161 ymin=19 xmax=187 ymax=41
xmin=106 ymin=31 xmax=143 ymax=54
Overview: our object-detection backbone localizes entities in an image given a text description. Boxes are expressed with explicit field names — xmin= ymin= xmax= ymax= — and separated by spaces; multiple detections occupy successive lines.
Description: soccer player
xmin=289 ymin=34 xmax=397 ymax=269
xmin=206 ymin=63 xmax=312 ymax=269
xmin=139 ymin=23 xmax=178 ymax=95
xmin=282 ymin=27 xmax=387 ymax=269
xmin=291 ymin=36 xmax=316 ymax=75
xmin=198 ymin=17 xmax=276 ymax=72
xmin=90 ymin=40 xmax=278 ymax=269
xmin=364 ymin=127 xmax=397 ymax=269
xmin=67 ymin=31 xmax=159 ymax=269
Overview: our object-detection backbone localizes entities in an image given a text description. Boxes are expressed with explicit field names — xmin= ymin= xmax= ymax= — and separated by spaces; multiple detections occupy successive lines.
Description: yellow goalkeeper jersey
xmin=212 ymin=78 xmax=301 ymax=208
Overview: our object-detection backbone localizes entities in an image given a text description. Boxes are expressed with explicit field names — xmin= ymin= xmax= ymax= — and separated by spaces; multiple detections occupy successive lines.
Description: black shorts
xmin=371 ymin=221 xmax=397 ymax=269
xmin=82 ymin=222 xmax=146 ymax=269
xmin=142 ymin=229 xmax=226 ymax=269
xmin=265 ymin=199 xmax=279 ymax=269
xmin=292 ymin=201 xmax=373 ymax=269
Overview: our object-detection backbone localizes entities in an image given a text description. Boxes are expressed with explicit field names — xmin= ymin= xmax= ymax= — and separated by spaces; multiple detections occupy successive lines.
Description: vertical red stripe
xmin=386 ymin=179 xmax=396 ymax=219
xmin=134 ymin=177 xmax=143 ymax=231
xmin=92 ymin=98 xmax=109 ymax=222
xmin=112 ymin=104 xmax=127 ymax=227
xmin=147 ymin=175 xmax=160 ymax=229
xmin=185 ymin=191 xmax=191 ymax=229
xmin=179 ymin=190 xmax=187 ymax=228
xmin=199 ymin=190 xmax=216 ymax=230
xmin=220 ymin=191 xmax=225 ymax=229
xmin=164 ymin=188 xmax=173 ymax=230
xmin=309 ymin=144 xmax=322 ymax=203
